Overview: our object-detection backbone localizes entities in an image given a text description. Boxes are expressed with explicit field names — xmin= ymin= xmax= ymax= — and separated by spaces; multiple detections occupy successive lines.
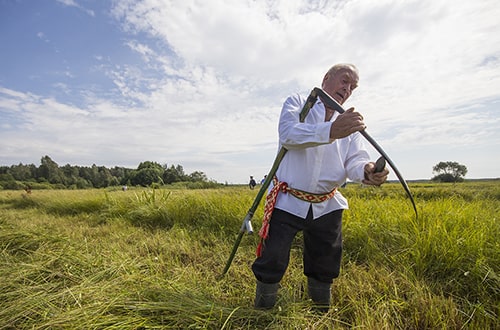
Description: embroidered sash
xmin=256 ymin=176 xmax=337 ymax=256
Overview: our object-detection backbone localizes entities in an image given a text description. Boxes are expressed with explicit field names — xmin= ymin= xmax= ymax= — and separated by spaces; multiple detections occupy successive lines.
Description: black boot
xmin=254 ymin=280 xmax=279 ymax=309
xmin=307 ymin=277 xmax=331 ymax=313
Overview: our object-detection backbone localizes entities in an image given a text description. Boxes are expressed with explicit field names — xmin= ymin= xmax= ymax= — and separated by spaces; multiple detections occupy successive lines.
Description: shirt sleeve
xmin=279 ymin=94 xmax=332 ymax=150
xmin=344 ymin=132 xmax=370 ymax=182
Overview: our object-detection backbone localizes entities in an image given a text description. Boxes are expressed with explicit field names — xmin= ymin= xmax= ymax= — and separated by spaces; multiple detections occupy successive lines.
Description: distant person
xmin=260 ymin=175 xmax=267 ymax=185
xmin=249 ymin=176 xmax=257 ymax=190
xmin=24 ymin=185 xmax=32 ymax=194
xmin=252 ymin=63 xmax=389 ymax=312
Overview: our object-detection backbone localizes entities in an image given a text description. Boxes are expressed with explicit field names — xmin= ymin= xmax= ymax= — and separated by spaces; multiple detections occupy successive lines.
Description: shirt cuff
xmin=317 ymin=122 xmax=334 ymax=143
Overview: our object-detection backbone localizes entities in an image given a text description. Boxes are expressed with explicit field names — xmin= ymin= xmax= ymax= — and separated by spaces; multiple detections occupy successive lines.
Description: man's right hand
xmin=329 ymin=107 xmax=366 ymax=140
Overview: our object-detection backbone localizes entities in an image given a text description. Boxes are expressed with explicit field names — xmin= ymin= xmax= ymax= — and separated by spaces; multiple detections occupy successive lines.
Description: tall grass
xmin=0 ymin=181 xmax=498 ymax=329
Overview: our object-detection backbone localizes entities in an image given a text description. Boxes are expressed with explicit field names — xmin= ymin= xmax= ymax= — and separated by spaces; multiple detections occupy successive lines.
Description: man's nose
xmin=344 ymin=85 xmax=353 ymax=95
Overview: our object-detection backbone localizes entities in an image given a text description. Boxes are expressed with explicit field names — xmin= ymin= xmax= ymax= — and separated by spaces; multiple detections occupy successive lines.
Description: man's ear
xmin=321 ymin=73 xmax=329 ymax=87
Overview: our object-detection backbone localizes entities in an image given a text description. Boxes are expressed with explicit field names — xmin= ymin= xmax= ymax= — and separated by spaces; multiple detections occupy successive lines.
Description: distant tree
xmin=60 ymin=164 xmax=80 ymax=186
xmin=132 ymin=168 xmax=162 ymax=186
xmin=75 ymin=177 xmax=92 ymax=189
xmin=188 ymin=171 xmax=208 ymax=182
xmin=162 ymin=164 xmax=186 ymax=184
xmin=87 ymin=165 xmax=101 ymax=187
xmin=122 ymin=169 xmax=137 ymax=186
xmin=10 ymin=163 xmax=36 ymax=181
xmin=79 ymin=166 xmax=97 ymax=186
xmin=432 ymin=161 xmax=468 ymax=182
xmin=132 ymin=161 xmax=164 ymax=186
xmin=96 ymin=166 xmax=114 ymax=188
xmin=138 ymin=161 xmax=163 ymax=172
xmin=0 ymin=173 xmax=15 ymax=182
xmin=38 ymin=156 xmax=63 ymax=184
xmin=110 ymin=166 xmax=129 ymax=185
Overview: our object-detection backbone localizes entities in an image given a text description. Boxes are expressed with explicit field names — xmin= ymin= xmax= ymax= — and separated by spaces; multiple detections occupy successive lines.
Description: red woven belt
xmin=256 ymin=176 xmax=337 ymax=256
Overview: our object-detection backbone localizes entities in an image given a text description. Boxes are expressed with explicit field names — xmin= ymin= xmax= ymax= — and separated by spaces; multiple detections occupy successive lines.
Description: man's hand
xmin=363 ymin=162 xmax=389 ymax=186
xmin=329 ymin=107 xmax=366 ymax=140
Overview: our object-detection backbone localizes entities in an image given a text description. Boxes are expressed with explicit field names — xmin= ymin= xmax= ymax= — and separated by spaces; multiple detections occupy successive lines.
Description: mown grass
xmin=0 ymin=181 xmax=498 ymax=329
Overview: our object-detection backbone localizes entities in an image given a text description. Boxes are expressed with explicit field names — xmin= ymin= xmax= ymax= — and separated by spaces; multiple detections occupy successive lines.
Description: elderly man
xmin=252 ymin=63 xmax=389 ymax=311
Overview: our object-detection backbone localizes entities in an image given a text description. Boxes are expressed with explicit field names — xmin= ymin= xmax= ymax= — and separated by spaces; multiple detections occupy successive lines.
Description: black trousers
xmin=252 ymin=207 xmax=343 ymax=284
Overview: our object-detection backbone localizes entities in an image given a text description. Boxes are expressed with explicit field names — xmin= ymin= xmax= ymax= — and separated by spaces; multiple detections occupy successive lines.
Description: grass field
xmin=0 ymin=181 xmax=498 ymax=329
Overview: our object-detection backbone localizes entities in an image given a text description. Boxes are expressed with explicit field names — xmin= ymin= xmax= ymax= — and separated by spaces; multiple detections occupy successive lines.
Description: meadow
xmin=0 ymin=181 xmax=498 ymax=329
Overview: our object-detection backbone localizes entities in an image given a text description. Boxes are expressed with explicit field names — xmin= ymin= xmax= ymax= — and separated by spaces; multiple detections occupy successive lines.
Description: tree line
xmin=0 ymin=156 xmax=469 ymax=191
xmin=0 ymin=155 xmax=219 ymax=190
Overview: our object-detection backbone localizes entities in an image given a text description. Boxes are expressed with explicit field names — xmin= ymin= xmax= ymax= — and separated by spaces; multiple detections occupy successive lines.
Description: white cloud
xmin=1 ymin=0 xmax=499 ymax=181
xmin=110 ymin=0 xmax=499 ymax=173
xmin=56 ymin=0 xmax=95 ymax=17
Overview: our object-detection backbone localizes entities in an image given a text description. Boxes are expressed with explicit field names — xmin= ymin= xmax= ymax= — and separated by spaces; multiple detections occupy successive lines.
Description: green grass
xmin=0 ymin=181 xmax=498 ymax=329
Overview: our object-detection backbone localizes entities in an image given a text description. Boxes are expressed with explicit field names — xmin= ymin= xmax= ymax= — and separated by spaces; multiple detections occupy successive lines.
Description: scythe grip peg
xmin=374 ymin=156 xmax=386 ymax=173
xmin=240 ymin=212 xmax=254 ymax=234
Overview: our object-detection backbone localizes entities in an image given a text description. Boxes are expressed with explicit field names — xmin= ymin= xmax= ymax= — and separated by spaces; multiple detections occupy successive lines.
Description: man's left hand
xmin=363 ymin=162 xmax=389 ymax=186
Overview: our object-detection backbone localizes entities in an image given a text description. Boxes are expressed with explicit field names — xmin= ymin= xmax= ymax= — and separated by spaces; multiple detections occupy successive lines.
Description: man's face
xmin=322 ymin=69 xmax=359 ymax=105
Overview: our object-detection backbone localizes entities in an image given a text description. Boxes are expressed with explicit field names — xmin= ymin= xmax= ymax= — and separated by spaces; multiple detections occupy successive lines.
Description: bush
xmin=432 ymin=173 xmax=464 ymax=182
xmin=0 ymin=180 xmax=25 ymax=190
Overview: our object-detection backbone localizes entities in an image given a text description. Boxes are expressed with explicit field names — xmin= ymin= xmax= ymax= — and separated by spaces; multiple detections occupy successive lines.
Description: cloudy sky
xmin=1 ymin=0 xmax=499 ymax=183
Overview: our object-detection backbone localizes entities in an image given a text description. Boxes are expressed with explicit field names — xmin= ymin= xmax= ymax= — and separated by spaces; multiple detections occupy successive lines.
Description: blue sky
xmin=1 ymin=0 xmax=499 ymax=183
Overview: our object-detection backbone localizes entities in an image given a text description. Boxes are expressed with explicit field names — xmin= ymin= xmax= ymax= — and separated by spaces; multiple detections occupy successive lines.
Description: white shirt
xmin=273 ymin=93 xmax=370 ymax=219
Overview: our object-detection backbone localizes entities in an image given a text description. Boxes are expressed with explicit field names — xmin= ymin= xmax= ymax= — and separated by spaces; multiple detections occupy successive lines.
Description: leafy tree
xmin=189 ymin=171 xmax=208 ymax=182
xmin=110 ymin=166 xmax=133 ymax=185
xmin=132 ymin=168 xmax=163 ymax=186
xmin=38 ymin=156 xmax=63 ymax=184
xmin=10 ymin=163 xmax=36 ymax=181
xmin=132 ymin=161 xmax=164 ymax=186
xmin=138 ymin=161 xmax=163 ymax=172
xmin=95 ymin=166 xmax=114 ymax=188
xmin=75 ymin=177 xmax=92 ymax=189
xmin=61 ymin=164 xmax=80 ymax=186
xmin=163 ymin=164 xmax=186 ymax=184
xmin=79 ymin=166 xmax=96 ymax=186
xmin=0 ymin=173 xmax=15 ymax=182
xmin=432 ymin=161 xmax=468 ymax=182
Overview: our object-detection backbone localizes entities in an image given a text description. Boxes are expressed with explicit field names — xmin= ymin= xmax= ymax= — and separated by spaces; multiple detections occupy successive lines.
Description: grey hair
xmin=326 ymin=63 xmax=359 ymax=76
